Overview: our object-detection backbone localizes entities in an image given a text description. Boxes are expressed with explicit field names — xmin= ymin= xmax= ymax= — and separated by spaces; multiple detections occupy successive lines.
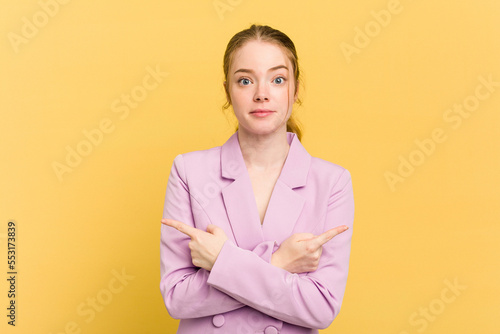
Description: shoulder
xmin=173 ymin=146 xmax=221 ymax=166
xmin=169 ymin=145 xmax=222 ymax=181
xmin=310 ymin=156 xmax=349 ymax=176
xmin=308 ymin=155 xmax=353 ymax=192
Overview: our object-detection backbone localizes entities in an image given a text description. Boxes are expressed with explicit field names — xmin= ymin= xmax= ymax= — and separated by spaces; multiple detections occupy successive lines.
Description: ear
xmin=293 ymin=81 xmax=299 ymax=103
xmin=223 ymin=81 xmax=231 ymax=104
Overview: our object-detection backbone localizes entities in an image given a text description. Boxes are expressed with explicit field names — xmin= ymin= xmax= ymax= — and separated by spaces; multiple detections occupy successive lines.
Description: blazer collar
xmin=220 ymin=130 xmax=311 ymax=188
xmin=219 ymin=130 xmax=311 ymax=249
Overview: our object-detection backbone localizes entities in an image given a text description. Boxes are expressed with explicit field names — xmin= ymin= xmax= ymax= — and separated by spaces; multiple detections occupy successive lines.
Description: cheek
xmin=230 ymin=89 xmax=251 ymax=106
xmin=228 ymin=90 xmax=248 ymax=116
xmin=275 ymin=87 xmax=292 ymax=103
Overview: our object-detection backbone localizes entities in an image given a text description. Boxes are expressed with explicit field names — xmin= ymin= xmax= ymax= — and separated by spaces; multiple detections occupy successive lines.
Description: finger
xmin=314 ymin=226 xmax=349 ymax=246
xmin=206 ymin=224 xmax=221 ymax=235
xmin=161 ymin=218 xmax=198 ymax=238
xmin=293 ymin=233 xmax=316 ymax=242
xmin=207 ymin=225 xmax=229 ymax=240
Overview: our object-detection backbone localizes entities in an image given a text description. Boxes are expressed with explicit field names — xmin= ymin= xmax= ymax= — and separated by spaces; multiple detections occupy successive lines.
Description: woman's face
xmin=225 ymin=40 xmax=298 ymax=137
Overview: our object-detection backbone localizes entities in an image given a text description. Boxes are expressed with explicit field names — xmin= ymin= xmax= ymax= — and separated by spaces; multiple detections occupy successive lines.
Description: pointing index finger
xmin=161 ymin=219 xmax=199 ymax=238
xmin=315 ymin=225 xmax=349 ymax=246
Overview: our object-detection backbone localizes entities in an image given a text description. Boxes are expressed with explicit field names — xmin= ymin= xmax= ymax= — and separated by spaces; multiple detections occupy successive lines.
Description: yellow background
xmin=1 ymin=0 xmax=499 ymax=333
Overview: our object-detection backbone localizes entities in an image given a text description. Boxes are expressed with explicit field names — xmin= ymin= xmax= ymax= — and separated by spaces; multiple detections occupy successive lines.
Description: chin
xmin=242 ymin=125 xmax=285 ymax=136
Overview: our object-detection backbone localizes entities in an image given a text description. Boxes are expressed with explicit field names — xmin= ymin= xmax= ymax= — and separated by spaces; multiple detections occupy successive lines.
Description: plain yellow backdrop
xmin=1 ymin=0 xmax=499 ymax=333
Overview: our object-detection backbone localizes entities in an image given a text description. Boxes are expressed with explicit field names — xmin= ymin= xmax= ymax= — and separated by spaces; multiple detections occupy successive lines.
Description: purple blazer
xmin=160 ymin=131 xmax=354 ymax=333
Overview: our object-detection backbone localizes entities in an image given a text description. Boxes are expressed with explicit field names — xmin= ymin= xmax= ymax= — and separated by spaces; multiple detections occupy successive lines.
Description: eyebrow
xmin=233 ymin=65 xmax=288 ymax=75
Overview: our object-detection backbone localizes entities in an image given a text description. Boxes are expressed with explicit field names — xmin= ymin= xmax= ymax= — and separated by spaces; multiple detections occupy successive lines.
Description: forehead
xmin=231 ymin=40 xmax=291 ymax=72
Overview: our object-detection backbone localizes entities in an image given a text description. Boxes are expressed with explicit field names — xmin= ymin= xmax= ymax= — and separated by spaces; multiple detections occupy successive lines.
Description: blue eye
xmin=274 ymin=77 xmax=286 ymax=84
xmin=238 ymin=78 xmax=251 ymax=85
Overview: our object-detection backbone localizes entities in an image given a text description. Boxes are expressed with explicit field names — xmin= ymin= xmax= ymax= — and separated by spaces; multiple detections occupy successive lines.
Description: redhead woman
xmin=160 ymin=24 xmax=355 ymax=333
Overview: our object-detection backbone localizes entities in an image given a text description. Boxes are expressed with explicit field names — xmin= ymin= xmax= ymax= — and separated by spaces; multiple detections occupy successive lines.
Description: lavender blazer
xmin=160 ymin=131 xmax=354 ymax=334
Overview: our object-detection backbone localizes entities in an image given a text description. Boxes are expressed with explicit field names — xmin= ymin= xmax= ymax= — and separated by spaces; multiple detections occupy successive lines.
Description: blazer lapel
xmin=221 ymin=131 xmax=264 ymax=250
xmin=261 ymin=131 xmax=311 ymax=243
xmin=220 ymin=131 xmax=311 ymax=250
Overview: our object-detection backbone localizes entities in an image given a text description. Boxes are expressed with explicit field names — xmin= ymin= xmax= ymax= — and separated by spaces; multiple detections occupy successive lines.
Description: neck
xmin=237 ymin=127 xmax=290 ymax=171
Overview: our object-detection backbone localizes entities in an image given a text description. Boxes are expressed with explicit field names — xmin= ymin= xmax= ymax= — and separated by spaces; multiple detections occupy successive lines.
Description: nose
xmin=253 ymin=82 xmax=269 ymax=102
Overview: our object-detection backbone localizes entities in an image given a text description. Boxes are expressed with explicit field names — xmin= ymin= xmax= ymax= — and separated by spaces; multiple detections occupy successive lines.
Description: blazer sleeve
xmin=206 ymin=168 xmax=355 ymax=329
xmin=159 ymin=154 xmax=278 ymax=319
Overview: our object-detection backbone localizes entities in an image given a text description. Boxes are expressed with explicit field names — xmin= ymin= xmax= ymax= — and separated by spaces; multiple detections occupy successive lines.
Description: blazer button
xmin=212 ymin=314 xmax=225 ymax=328
xmin=264 ymin=326 xmax=278 ymax=334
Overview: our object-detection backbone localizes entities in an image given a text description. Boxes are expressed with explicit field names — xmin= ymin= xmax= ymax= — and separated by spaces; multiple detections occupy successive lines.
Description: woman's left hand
xmin=161 ymin=219 xmax=228 ymax=271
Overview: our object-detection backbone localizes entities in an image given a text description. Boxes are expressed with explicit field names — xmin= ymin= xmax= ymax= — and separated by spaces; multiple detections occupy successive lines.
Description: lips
xmin=251 ymin=109 xmax=274 ymax=114
xmin=250 ymin=109 xmax=275 ymax=118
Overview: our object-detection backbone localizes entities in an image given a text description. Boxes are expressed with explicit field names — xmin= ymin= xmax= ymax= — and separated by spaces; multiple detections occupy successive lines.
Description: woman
xmin=160 ymin=24 xmax=354 ymax=333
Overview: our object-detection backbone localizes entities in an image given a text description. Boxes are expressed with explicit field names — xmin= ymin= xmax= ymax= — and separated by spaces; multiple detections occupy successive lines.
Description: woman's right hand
xmin=270 ymin=225 xmax=349 ymax=274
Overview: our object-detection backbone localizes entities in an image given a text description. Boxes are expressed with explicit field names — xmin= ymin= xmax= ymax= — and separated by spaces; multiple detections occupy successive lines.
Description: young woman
xmin=160 ymin=24 xmax=355 ymax=333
